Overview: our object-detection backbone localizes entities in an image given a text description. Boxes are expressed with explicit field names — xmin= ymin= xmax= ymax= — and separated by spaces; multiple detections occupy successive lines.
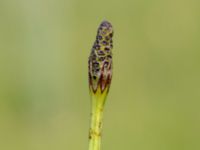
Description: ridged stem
xmin=88 ymin=88 xmax=108 ymax=150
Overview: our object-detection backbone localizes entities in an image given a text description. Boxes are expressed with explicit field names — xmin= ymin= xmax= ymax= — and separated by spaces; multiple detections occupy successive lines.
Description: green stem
xmin=88 ymin=93 xmax=106 ymax=150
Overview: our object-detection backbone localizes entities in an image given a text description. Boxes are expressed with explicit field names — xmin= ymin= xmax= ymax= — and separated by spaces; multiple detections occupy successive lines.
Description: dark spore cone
xmin=88 ymin=20 xmax=113 ymax=93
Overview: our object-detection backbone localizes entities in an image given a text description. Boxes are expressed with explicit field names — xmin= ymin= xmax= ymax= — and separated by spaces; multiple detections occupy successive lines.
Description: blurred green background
xmin=0 ymin=0 xmax=200 ymax=150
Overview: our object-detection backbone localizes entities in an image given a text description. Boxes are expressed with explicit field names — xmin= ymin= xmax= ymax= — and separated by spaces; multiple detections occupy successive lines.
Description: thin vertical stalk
xmin=88 ymin=88 xmax=108 ymax=150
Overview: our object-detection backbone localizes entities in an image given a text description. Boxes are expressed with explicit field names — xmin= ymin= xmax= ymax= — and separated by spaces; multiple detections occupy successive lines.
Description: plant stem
xmin=88 ymin=89 xmax=107 ymax=150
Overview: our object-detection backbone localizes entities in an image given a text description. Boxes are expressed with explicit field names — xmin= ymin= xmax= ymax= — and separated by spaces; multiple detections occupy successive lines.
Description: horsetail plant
xmin=88 ymin=20 xmax=113 ymax=150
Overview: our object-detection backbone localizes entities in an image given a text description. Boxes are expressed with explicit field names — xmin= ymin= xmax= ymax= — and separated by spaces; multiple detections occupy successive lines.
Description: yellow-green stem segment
xmin=88 ymin=87 xmax=108 ymax=150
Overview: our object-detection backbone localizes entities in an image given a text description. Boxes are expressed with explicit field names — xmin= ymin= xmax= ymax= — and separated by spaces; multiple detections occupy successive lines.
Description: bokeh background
xmin=1 ymin=0 xmax=200 ymax=150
